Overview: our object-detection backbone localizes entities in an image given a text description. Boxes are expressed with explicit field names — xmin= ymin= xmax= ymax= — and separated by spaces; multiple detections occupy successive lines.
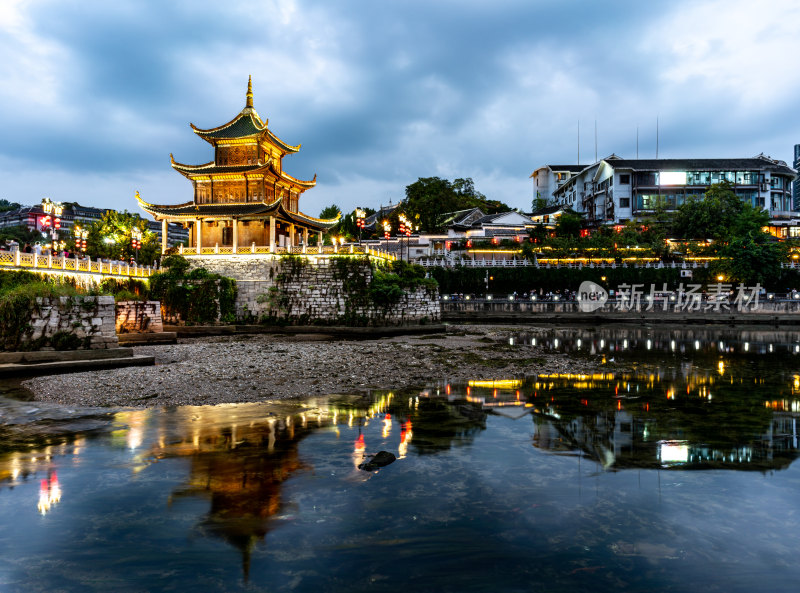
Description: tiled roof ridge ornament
xmin=245 ymin=75 xmax=254 ymax=110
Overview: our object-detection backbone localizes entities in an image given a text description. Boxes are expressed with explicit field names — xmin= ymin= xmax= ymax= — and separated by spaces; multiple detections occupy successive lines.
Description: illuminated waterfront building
xmin=138 ymin=77 xmax=338 ymax=253
xmin=546 ymin=154 xmax=797 ymax=229
xmin=794 ymin=144 xmax=800 ymax=211
xmin=529 ymin=164 xmax=587 ymax=204
xmin=0 ymin=201 xmax=187 ymax=247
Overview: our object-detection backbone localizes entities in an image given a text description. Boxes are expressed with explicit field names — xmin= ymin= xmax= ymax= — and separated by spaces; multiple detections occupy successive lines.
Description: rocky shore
xmin=22 ymin=324 xmax=606 ymax=408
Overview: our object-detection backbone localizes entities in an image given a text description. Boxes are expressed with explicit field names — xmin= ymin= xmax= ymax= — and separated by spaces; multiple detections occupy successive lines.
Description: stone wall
xmin=26 ymin=296 xmax=119 ymax=349
xmin=441 ymin=299 xmax=800 ymax=315
xmin=116 ymin=301 xmax=164 ymax=333
xmin=188 ymin=255 xmax=440 ymax=326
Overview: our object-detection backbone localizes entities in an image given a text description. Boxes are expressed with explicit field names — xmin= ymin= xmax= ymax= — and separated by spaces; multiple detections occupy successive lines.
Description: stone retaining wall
xmin=115 ymin=301 xmax=164 ymax=333
xmin=188 ymin=255 xmax=440 ymax=325
xmin=25 ymin=296 xmax=119 ymax=349
xmin=442 ymin=300 xmax=800 ymax=315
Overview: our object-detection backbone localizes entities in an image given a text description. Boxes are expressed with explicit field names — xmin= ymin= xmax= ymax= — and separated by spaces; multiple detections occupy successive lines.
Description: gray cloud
xmin=0 ymin=0 xmax=797 ymax=216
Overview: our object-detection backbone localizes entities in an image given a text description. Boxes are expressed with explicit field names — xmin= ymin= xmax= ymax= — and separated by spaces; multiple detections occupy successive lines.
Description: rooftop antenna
xmin=594 ymin=119 xmax=598 ymax=163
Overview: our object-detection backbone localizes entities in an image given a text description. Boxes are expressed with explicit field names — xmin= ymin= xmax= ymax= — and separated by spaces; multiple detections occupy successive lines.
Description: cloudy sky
xmin=1 ymin=0 xmax=798 ymax=217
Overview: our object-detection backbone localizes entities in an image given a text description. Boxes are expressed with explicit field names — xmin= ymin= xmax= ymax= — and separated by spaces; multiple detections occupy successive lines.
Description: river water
xmin=1 ymin=326 xmax=799 ymax=592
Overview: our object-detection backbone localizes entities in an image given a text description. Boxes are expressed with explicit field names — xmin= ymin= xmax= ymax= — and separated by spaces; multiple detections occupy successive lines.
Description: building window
xmin=619 ymin=198 xmax=630 ymax=208
xmin=619 ymin=174 xmax=630 ymax=184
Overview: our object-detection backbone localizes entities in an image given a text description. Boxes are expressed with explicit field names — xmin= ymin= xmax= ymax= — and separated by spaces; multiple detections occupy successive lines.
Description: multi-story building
xmin=138 ymin=77 xmax=337 ymax=253
xmin=794 ymin=144 xmax=800 ymax=211
xmin=0 ymin=201 xmax=188 ymax=246
xmin=550 ymin=154 xmax=797 ymax=227
xmin=530 ymin=164 xmax=586 ymax=204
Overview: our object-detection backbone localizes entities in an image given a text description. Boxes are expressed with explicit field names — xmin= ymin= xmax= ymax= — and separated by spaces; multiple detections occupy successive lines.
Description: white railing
xmin=0 ymin=250 xmax=154 ymax=278
xmin=418 ymin=258 xmax=711 ymax=269
xmin=177 ymin=243 xmax=397 ymax=261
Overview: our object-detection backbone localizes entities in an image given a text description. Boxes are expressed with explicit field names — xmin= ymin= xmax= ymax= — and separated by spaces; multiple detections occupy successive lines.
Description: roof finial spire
xmin=246 ymin=75 xmax=253 ymax=109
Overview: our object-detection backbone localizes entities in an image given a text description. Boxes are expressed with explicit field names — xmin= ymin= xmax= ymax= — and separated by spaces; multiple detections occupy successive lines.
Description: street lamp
xmin=383 ymin=220 xmax=391 ymax=252
xmin=39 ymin=198 xmax=63 ymax=245
xmin=131 ymin=228 xmax=143 ymax=263
xmin=73 ymin=225 xmax=88 ymax=253
xmin=355 ymin=208 xmax=366 ymax=245
xmin=398 ymin=213 xmax=414 ymax=261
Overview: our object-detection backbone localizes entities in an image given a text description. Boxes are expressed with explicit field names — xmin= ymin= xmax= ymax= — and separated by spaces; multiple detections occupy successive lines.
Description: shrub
xmin=148 ymin=255 xmax=237 ymax=324
xmin=0 ymin=282 xmax=82 ymax=351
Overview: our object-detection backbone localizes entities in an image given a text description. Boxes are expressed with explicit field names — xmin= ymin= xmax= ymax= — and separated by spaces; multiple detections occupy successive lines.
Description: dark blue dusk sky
xmin=1 ymin=0 xmax=798 ymax=217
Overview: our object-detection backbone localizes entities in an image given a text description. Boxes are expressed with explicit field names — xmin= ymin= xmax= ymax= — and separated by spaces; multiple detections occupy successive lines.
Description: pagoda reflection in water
xmin=2 ymin=346 xmax=799 ymax=582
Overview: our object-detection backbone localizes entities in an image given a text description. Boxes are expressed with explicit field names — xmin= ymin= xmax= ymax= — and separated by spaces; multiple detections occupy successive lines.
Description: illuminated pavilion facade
xmin=138 ymin=77 xmax=338 ymax=254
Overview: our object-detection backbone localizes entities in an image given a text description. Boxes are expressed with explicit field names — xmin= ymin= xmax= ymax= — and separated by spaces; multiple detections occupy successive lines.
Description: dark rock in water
xmin=358 ymin=450 xmax=397 ymax=471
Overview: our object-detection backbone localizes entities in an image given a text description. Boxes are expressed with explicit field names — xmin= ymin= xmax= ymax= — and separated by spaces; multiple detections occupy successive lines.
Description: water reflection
xmin=447 ymin=365 xmax=800 ymax=472
xmin=1 ymin=326 xmax=800 ymax=592
xmin=519 ymin=326 xmax=800 ymax=357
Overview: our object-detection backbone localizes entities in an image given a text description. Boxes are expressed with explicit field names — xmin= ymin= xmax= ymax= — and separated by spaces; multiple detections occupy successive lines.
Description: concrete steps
xmin=0 ymin=348 xmax=155 ymax=378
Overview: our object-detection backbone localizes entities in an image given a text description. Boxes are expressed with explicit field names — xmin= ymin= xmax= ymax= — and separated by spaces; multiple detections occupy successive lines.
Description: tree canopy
xmin=0 ymin=199 xmax=21 ymax=213
xmin=554 ymin=209 xmax=583 ymax=238
xmin=319 ymin=204 xmax=341 ymax=220
xmin=672 ymin=182 xmax=768 ymax=242
xmin=403 ymin=177 xmax=509 ymax=232
xmin=85 ymin=210 xmax=159 ymax=264
xmin=0 ymin=225 xmax=39 ymax=246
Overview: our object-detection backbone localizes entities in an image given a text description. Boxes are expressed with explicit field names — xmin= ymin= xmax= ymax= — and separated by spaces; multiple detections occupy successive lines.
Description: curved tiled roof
xmin=190 ymin=111 xmax=266 ymax=139
xmin=190 ymin=110 xmax=300 ymax=153
xmin=136 ymin=193 xmax=338 ymax=231
xmin=170 ymin=157 xmax=269 ymax=176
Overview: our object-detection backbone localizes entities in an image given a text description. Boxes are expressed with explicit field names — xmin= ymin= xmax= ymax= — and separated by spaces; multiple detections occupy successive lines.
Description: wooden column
xmin=318 ymin=231 xmax=323 ymax=252
xmin=303 ymin=228 xmax=309 ymax=254
xmin=232 ymin=218 xmax=238 ymax=254
xmin=161 ymin=219 xmax=168 ymax=254
xmin=196 ymin=219 xmax=202 ymax=253
xmin=289 ymin=224 xmax=296 ymax=250
xmin=269 ymin=216 xmax=276 ymax=253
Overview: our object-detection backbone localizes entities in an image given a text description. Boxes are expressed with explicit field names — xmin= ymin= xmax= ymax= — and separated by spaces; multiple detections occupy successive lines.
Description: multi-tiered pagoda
xmin=138 ymin=77 xmax=338 ymax=254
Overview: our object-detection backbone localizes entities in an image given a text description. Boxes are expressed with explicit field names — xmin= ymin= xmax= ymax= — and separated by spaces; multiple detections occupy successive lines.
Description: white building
xmin=530 ymin=164 xmax=587 ymax=204
xmin=550 ymin=154 xmax=797 ymax=226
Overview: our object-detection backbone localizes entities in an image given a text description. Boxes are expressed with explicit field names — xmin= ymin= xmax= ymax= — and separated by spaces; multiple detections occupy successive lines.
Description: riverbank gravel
xmin=22 ymin=325 xmax=606 ymax=408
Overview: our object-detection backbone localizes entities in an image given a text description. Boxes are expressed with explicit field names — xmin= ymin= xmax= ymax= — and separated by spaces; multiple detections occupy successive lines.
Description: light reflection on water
xmin=0 ymin=327 xmax=799 ymax=592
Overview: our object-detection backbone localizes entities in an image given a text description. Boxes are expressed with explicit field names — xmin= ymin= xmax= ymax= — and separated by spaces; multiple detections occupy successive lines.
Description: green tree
xmin=554 ymin=210 xmax=583 ymax=238
xmin=0 ymin=225 xmax=39 ymax=246
xmin=85 ymin=210 xmax=158 ymax=263
xmin=532 ymin=194 xmax=549 ymax=212
xmin=326 ymin=210 xmax=360 ymax=243
xmin=673 ymin=182 xmax=767 ymax=242
xmin=673 ymin=182 xmax=783 ymax=284
xmin=404 ymin=177 xmax=509 ymax=232
xmin=716 ymin=233 xmax=787 ymax=286
xmin=0 ymin=199 xmax=21 ymax=213
xmin=319 ymin=204 xmax=341 ymax=219
xmin=404 ymin=177 xmax=455 ymax=232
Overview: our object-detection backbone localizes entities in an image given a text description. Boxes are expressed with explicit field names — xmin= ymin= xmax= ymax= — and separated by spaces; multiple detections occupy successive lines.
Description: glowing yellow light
xmin=467 ymin=379 xmax=523 ymax=389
